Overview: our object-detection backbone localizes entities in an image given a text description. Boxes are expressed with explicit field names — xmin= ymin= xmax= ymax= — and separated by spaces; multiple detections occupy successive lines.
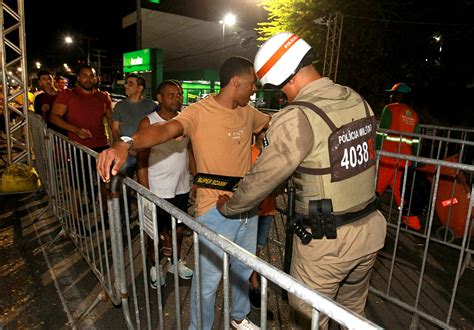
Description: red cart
xmin=417 ymin=154 xmax=474 ymax=242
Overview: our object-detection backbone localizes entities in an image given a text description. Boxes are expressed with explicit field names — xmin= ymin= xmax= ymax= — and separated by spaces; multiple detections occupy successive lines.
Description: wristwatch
xmin=120 ymin=136 xmax=134 ymax=149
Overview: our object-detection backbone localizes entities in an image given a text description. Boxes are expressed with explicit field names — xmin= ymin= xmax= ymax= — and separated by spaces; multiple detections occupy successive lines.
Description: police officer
xmin=217 ymin=32 xmax=387 ymax=329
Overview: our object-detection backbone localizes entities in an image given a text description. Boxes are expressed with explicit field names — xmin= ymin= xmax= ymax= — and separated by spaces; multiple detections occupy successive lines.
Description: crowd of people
xmin=1 ymin=31 xmax=424 ymax=329
xmin=0 ymin=71 xmax=70 ymax=138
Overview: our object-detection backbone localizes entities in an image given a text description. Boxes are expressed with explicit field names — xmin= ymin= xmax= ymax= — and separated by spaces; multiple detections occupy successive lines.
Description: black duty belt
xmin=300 ymin=200 xmax=378 ymax=231
xmin=193 ymin=173 xmax=242 ymax=192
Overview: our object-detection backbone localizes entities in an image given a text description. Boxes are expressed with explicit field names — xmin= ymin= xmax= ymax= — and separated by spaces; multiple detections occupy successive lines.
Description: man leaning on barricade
xmin=97 ymin=57 xmax=270 ymax=330
xmin=216 ymin=32 xmax=387 ymax=329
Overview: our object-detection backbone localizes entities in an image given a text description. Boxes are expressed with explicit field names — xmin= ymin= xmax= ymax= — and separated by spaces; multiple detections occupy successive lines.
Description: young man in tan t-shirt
xmin=97 ymin=57 xmax=269 ymax=330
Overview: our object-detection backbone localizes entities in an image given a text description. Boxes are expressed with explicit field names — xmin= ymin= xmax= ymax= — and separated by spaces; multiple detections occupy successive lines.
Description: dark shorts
xmin=156 ymin=192 xmax=190 ymax=231
xmin=147 ymin=192 xmax=190 ymax=261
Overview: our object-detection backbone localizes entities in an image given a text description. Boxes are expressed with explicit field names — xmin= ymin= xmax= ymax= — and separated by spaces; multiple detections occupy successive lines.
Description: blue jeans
xmin=189 ymin=207 xmax=258 ymax=330
xmin=257 ymin=215 xmax=274 ymax=248
xmin=119 ymin=156 xmax=137 ymax=224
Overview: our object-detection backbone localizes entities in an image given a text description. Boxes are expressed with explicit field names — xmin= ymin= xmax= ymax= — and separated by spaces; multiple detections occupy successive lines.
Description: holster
xmin=308 ymin=199 xmax=337 ymax=239
xmin=301 ymin=198 xmax=378 ymax=240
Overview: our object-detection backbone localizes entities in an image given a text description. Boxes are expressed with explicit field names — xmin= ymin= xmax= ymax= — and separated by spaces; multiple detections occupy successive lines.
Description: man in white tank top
xmin=137 ymin=80 xmax=195 ymax=287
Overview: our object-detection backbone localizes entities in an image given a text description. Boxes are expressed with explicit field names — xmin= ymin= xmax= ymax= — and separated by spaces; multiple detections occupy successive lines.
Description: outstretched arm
xmin=97 ymin=119 xmax=185 ymax=182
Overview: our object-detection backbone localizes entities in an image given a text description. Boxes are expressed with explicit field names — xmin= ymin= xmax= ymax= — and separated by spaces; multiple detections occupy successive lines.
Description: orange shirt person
xmin=376 ymin=83 xmax=421 ymax=230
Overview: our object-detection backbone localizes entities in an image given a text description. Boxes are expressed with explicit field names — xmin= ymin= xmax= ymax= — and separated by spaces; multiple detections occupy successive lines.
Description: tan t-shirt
xmin=175 ymin=95 xmax=269 ymax=216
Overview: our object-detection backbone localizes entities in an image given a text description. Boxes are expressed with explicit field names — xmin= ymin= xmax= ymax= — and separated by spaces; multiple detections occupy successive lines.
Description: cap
xmin=386 ymin=83 xmax=411 ymax=94
xmin=254 ymin=32 xmax=312 ymax=87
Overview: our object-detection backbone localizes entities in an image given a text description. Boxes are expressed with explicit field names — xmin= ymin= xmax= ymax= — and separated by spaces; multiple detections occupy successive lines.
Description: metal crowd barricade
xmin=112 ymin=175 xmax=382 ymax=330
xmin=28 ymin=112 xmax=381 ymax=329
xmin=374 ymin=127 xmax=473 ymax=329
xmin=27 ymin=112 xmax=52 ymax=218
xmin=377 ymin=127 xmax=474 ymax=243
xmin=27 ymin=113 xmax=48 ymax=191
xmin=28 ymin=112 xmax=123 ymax=319
xmin=46 ymin=131 xmax=127 ymax=318
xmin=419 ymin=124 xmax=474 ymax=163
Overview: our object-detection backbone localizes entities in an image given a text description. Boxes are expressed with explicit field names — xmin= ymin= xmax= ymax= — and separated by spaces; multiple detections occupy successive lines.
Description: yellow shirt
xmin=175 ymin=94 xmax=269 ymax=216
xmin=14 ymin=91 xmax=35 ymax=111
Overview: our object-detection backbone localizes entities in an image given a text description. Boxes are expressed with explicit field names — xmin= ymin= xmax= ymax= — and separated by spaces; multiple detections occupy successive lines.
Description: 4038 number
xmin=340 ymin=140 xmax=374 ymax=169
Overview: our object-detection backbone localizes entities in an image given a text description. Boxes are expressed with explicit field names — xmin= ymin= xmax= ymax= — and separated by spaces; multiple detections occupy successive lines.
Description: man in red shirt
xmin=50 ymin=65 xmax=112 ymax=150
xmin=50 ymin=65 xmax=112 ymax=236
xmin=34 ymin=70 xmax=57 ymax=119
xmin=376 ymin=83 xmax=421 ymax=230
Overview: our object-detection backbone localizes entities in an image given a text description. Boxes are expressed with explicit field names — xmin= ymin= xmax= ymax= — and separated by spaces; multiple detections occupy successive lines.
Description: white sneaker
xmin=231 ymin=318 xmax=260 ymax=329
xmin=167 ymin=258 xmax=193 ymax=279
xmin=149 ymin=265 xmax=166 ymax=289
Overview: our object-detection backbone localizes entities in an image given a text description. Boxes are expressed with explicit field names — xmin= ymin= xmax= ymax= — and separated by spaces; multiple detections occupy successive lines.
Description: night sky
xmin=24 ymin=0 xmax=265 ymax=74
xmin=25 ymin=1 xmax=133 ymax=72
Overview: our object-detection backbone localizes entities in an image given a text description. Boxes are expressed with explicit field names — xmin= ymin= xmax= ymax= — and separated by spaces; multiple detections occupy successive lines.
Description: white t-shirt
xmin=147 ymin=112 xmax=191 ymax=198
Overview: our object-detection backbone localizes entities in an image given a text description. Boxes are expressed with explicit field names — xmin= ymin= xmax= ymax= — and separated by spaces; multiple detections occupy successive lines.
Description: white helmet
xmin=254 ymin=32 xmax=312 ymax=88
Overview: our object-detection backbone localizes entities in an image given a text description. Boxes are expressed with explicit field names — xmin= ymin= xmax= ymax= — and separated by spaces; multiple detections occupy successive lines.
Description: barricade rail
xmin=378 ymin=127 xmax=474 ymax=167
xmin=374 ymin=126 xmax=473 ymax=329
xmin=27 ymin=113 xmax=382 ymax=329
xmin=419 ymin=124 xmax=474 ymax=147
xmin=28 ymin=112 xmax=121 ymax=314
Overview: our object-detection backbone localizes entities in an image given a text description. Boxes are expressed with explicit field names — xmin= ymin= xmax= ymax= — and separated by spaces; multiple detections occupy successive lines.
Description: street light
xmin=65 ymin=35 xmax=87 ymax=64
xmin=64 ymin=34 xmax=97 ymax=65
xmin=222 ymin=13 xmax=236 ymax=26
xmin=219 ymin=13 xmax=236 ymax=63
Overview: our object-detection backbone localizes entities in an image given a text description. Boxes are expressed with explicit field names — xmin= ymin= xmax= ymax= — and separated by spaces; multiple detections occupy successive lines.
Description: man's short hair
xmin=219 ymin=56 xmax=253 ymax=88
xmin=156 ymin=79 xmax=182 ymax=96
xmin=78 ymin=65 xmax=96 ymax=75
xmin=37 ymin=69 xmax=51 ymax=80
xmin=127 ymin=73 xmax=146 ymax=90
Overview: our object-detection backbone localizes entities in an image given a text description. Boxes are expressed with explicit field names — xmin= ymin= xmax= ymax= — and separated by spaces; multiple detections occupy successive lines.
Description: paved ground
xmin=1 ymin=189 xmax=473 ymax=329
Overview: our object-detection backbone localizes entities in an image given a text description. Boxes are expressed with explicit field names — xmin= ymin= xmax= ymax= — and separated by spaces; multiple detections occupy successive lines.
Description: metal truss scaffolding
xmin=1 ymin=0 xmax=31 ymax=166
xmin=322 ymin=11 xmax=344 ymax=83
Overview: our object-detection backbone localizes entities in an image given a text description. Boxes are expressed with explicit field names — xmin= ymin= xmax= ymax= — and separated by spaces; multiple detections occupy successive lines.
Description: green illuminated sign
xmin=123 ymin=49 xmax=152 ymax=73
xmin=181 ymin=81 xmax=220 ymax=104
xmin=149 ymin=0 xmax=160 ymax=3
